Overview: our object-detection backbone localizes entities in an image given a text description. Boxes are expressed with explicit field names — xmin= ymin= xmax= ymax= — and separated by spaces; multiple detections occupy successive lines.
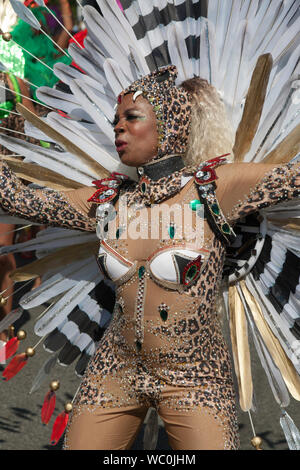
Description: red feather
xmin=0 ymin=337 xmax=20 ymax=362
xmin=41 ymin=391 xmax=56 ymax=425
xmin=50 ymin=411 xmax=69 ymax=445
xmin=2 ymin=353 xmax=27 ymax=381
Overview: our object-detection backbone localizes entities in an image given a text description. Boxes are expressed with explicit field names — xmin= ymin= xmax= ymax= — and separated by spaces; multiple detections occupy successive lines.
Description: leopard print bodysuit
xmin=0 ymin=158 xmax=299 ymax=449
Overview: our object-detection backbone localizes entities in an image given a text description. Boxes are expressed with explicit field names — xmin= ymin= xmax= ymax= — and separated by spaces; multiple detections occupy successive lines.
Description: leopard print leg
xmin=158 ymin=383 xmax=240 ymax=450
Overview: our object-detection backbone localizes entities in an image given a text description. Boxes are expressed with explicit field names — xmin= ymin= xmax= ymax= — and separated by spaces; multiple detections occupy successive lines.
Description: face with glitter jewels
xmin=113 ymin=93 xmax=158 ymax=167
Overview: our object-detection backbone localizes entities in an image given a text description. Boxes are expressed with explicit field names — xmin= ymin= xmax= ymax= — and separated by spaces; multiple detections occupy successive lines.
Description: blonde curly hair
xmin=181 ymin=77 xmax=235 ymax=166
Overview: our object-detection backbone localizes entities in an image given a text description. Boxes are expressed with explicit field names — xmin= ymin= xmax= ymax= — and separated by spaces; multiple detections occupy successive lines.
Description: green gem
xmin=136 ymin=340 xmax=142 ymax=352
xmin=116 ymin=228 xmax=121 ymax=239
xmin=138 ymin=266 xmax=145 ymax=278
xmin=39 ymin=140 xmax=51 ymax=149
xmin=160 ymin=309 xmax=168 ymax=322
xmin=168 ymin=224 xmax=175 ymax=239
xmin=211 ymin=203 xmax=220 ymax=215
xmin=186 ymin=264 xmax=197 ymax=281
xmin=189 ymin=199 xmax=202 ymax=211
xmin=222 ymin=223 xmax=231 ymax=234
xmin=141 ymin=182 xmax=146 ymax=193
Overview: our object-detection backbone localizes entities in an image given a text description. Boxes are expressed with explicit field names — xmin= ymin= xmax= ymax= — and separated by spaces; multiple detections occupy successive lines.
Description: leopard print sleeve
xmin=0 ymin=161 xmax=95 ymax=231
xmin=227 ymin=161 xmax=300 ymax=224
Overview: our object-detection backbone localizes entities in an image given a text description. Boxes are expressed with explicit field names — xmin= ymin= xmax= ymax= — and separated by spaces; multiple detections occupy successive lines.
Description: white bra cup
xmin=98 ymin=242 xmax=134 ymax=282
xmin=149 ymin=248 xmax=208 ymax=286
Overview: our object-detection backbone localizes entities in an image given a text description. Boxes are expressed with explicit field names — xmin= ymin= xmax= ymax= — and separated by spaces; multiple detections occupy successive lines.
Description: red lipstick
xmin=115 ymin=140 xmax=128 ymax=152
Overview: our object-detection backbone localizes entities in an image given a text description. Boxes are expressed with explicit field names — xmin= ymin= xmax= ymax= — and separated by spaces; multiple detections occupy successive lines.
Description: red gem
xmin=41 ymin=390 xmax=56 ymax=425
xmin=2 ymin=353 xmax=27 ymax=381
xmin=0 ymin=337 xmax=20 ymax=363
xmin=91 ymin=180 xmax=106 ymax=189
xmin=50 ymin=411 xmax=69 ymax=445
xmin=111 ymin=172 xmax=129 ymax=181
xmin=87 ymin=188 xmax=116 ymax=204
xmin=117 ymin=94 xmax=122 ymax=104
xmin=87 ymin=189 xmax=104 ymax=202
xmin=204 ymin=154 xmax=230 ymax=168
xmin=195 ymin=168 xmax=217 ymax=185
xmin=182 ymin=256 xmax=202 ymax=286
xmin=92 ymin=177 xmax=117 ymax=188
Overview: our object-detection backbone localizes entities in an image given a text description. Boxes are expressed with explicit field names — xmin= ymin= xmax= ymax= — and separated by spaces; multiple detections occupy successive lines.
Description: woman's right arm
xmin=0 ymin=160 xmax=96 ymax=232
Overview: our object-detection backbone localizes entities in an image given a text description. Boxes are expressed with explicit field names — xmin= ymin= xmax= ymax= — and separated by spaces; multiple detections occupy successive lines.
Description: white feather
xmin=168 ymin=23 xmax=193 ymax=84
xmin=47 ymin=112 xmax=114 ymax=151
xmin=74 ymin=78 xmax=115 ymax=124
xmin=34 ymin=273 xmax=99 ymax=336
xmin=0 ymin=134 xmax=97 ymax=184
xmin=9 ymin=0 xmax=41 ymax=30
xmin=29 ymin=354 xmax=58 ymax=394
xmin=0 ymin=230 xmax=97 ymax=256
xmin=68 ymin=43 xmax=106 ymax=84
xmin=47 ymin=112 xmax=136 ymax=178
xmin=53 ymin=61 xmax=86 ymax=87
xmin=99 ymin=0 xmax=143 ymax=46
xmin=103 ymin=59 xmax=132 ymax=97
xmin=83 ymin=7 xmax=135 ymax=82
xmin=0 ymin=307 xmax=23 ymax=333
xmin=20 ymin=258 xmax=100 ymax=309
xmin=69 ymin=79 xmax=114 ymax=139
xmin=36 ymin=86 xmax=90 ymax=121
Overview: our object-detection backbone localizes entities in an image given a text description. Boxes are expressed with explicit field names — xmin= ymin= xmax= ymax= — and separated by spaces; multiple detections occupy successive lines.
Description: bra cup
xmin=98 ymin=242 xmax=209 ymax=288
xmin=98 ymin=243 xmax=135 ymax=283
xmin=149 ymin=250 xmax=180 ymax=283
xmin=148 ymin=248 xmax=208 ymax=287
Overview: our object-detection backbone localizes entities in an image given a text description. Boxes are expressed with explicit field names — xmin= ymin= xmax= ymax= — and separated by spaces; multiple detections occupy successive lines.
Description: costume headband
xmin=118 ymin=65 xmax=192 ymax=161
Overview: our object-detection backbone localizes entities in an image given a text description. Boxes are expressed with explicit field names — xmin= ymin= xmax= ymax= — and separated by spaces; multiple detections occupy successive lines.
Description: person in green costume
xmin=10 ymin=2 xmax=73 ymax=99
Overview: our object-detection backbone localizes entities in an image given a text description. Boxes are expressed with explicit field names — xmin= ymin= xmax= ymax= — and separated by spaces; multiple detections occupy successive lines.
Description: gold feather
xmin=240 ymin=280 xmax=300 ymax=401
xmin=10 ymin=241 xmax=98 ymax=281
xmin=16 ymin=103 xmax=110 ymax=179
xmin=268 ymin=217 xmax=300 ymax=231
xmin=228 ymin=284 xmax=253 ymax=411
xmin=2 ymin=156 xmax=84 ymax=190
xmin=233 ymin=54 xmax=273 ymax=162
xmin=262 ymin=123 xmax=300 ymax=164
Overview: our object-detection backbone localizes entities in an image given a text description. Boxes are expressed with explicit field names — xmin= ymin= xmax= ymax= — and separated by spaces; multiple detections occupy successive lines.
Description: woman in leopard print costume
xmin=0 ymin=66 xmax=299 ymax=449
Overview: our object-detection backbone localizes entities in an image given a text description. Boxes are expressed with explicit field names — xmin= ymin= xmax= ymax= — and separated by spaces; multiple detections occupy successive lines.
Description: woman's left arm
xmin=215 ymin=161 xmax=300 ymax=225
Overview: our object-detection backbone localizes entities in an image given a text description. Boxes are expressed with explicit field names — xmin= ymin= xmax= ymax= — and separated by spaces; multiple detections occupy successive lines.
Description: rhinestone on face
xmin=105 ymin=189 xmax=115 ymax=196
